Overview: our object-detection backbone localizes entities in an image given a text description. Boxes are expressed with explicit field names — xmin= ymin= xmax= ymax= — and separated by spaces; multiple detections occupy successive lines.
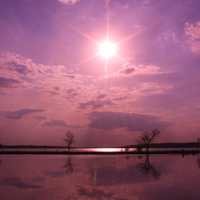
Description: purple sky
xmin=1 ymin=0 xmax=200 ymax=146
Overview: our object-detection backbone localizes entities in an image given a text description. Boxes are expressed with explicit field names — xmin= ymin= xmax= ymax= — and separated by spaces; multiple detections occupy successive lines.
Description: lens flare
xmin=98 ymin=40 xmax=118 ymax=60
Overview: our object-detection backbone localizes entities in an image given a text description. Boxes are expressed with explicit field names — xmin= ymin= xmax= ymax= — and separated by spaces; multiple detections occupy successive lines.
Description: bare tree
xmin=138 ymin=129 xmax=160 ymax=152
xmin=64 ymin=130 xmax=74 ymax=151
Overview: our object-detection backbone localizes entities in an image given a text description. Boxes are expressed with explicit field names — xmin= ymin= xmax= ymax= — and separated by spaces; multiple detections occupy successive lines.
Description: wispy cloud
xmin=2 ymin=108 xmax=45 ymax=119
xmin=89 ymin=111 xmax=168 ymax=132
xmin=43 ymin=120 xmax=68 ymax=128
xmin=4 ymin=62 xmax=30 ymax=75
xmin=43 ymin=119 xmax=82 ymax=129
xmin=0 ymin=76 xmax=19 ymax=88
xmin=79 ymin=99 xmax=114 ymax=110
xmin=185 ymin=21 xmax=200 ymax=55
xmin=58 ymin=0 xmax=80 ymax=5
xmin=116 ymin=64 xmax=163 ymax=77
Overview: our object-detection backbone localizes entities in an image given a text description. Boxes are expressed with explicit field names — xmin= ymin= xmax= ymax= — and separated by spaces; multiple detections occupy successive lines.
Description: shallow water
xmin=0 ymin=155 xmax=200 ymax=200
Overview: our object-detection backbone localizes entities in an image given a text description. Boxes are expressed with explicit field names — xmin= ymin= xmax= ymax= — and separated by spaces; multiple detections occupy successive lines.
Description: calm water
xmin=0 ymin=155 xmax=200 ymax=200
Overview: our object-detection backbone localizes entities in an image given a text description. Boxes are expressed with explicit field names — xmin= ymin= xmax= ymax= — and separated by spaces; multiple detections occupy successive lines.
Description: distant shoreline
xmin=1 ymin=142 xmax=200 ymax=148
xmin=0 ymin=142 xmax=200 ymax=155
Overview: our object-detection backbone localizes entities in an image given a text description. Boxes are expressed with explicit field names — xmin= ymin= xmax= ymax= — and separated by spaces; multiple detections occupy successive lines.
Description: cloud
xmin=121 ymin=65 xmax=162 ymax=76
xmin=89 ymin=111 xmax=167 ymax=132
xmin=0 ymin=53 xmax=32 ymax=80
xmin=185 ymin=21 xmax=200 ymax=40
xmin=43 ymin=120 xmax=68 ymax=127
xmin=2 ymin=108 xmax=44 ymax=119
xmin=0 ymin=52 xmax=75 ymax=84
xmin=119 ymin=67 xmax=135 ymax=75
xmin=58 ymin=0 xmax=80 ymax=5
xmin=96 ymin=94 xmax=107 ymax=99
xmin=57 ymin=0 xmax=113 ymax=6
xmin=58 ymin=0 xmax=111 ymax=6
xmin=79 ymin=99 xmax=114 ymax=110
xmin=0 ymin=177 xmax=42 ymax=189
xmin=109 ymin=64 xmax=164 ymax=79
xmin=34 ymin=115 xmax=47 ymax=121
xmin=5 ymin=62 xmax=30 ymax=75
xmin=0 ymin=76 xmax=19 ymax=88
xmin=185 ymin=21 xmax=200 ymax=55
xmin=43 ymin=119 xmax=82 ymax=129
xmin=65 ymin=88 xmax=78 ymax=99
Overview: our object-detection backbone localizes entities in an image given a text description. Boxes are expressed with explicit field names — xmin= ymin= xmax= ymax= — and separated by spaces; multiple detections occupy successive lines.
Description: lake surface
xmin=0 ymin=155 xmax=200 ymax=200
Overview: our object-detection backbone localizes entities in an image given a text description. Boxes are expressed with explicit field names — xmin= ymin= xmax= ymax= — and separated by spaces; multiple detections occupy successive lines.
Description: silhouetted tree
xmin=138 ymin=129 xmax=160 ymax=152
xmin=64 ymin=130 xmax=74 ymax=151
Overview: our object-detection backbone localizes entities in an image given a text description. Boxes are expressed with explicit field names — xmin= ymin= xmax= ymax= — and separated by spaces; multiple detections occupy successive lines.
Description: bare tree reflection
xmin=63 ymin=156 xmax=74 ymax=175
xmin=136 ymin=154 xmax=161 ymax=179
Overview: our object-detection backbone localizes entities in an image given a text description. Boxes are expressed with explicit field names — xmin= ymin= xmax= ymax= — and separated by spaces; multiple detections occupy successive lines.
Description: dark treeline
xmin=0 ymin=145 xmax=67 ymax=148
xmin=1 ymin=142 xmax=200 ymax=149
xmin=125 ymin=142 xmax=200 ymax=149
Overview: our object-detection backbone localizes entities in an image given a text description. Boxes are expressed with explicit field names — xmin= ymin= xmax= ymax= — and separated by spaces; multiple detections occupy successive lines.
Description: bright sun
xmin=98 ymin=40 xmax=118 ymax=60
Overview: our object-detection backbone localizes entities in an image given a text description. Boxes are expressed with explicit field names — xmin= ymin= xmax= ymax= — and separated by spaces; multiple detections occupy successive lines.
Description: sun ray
xmin=67 ymin=24 xmax=99 ymax=45
xmin=66 ymin=0 xmax=134 ymax=76
xmin=117 ymin=27 xmax=145 ymax=46
xmin=104 ymin=59 xmax=108 ymax=77
xmin=65 ymin=24 xmax=100 ymax=68
xmin=106 ymin=3 xmax=110 ymax=40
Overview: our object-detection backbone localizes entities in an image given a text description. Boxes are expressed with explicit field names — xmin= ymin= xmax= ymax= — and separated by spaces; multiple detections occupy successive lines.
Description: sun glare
xmin=98 ymin=40 xmax=118 ymax=60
